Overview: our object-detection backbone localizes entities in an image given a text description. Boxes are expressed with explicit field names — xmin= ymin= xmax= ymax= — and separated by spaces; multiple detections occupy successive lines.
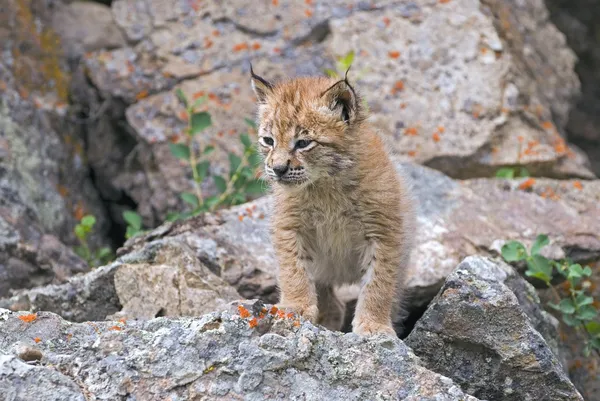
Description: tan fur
xmin=251 ymin=71 xmax=416 ymax=337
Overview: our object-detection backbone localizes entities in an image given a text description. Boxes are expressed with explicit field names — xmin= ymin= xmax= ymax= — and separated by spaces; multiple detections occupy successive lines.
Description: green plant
xmin=74 ymin=215 xmax=113 ymax=267
xmin=123 ymin=210 xmax=144 ymax=240
xmin=495 ymin=166 xmax=530 ymax=179
xmin=502 ymin=235 xmax=600 ymax=356
xmin=324 ymin=50 xmax=370 ymax=112
xmin=167 ymin=89 xmax=267 ymax=222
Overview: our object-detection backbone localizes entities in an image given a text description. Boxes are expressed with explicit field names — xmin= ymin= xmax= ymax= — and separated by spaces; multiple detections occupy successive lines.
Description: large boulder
xmin=0 ymin=0 xmax=113 ymax=296
xmin=405 ymin=256 xmax=583 ymax=401
xmin=77 ymin=0 xmax=594 ymax=225
xmin=0 ymin=307 xmax=480 ymax=400
xmin=0 ymin=238 xmax=241 ymax=323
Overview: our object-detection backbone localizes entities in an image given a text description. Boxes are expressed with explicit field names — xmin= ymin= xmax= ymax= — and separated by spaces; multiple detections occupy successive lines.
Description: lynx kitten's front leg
xmin=352 ymin=241 xmax=401 ymax=337
xmin=274 ymin=233 xmax=319 ymax=323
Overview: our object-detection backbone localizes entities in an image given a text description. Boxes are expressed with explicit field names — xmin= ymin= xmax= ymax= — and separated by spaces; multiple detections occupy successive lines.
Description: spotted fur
xmin=251 ymin=68 xmax=416 ymax=337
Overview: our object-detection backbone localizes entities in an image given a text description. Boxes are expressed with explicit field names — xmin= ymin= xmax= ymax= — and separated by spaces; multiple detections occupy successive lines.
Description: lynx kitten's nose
xmin=273 ymin=164 xmax=289 ymax=177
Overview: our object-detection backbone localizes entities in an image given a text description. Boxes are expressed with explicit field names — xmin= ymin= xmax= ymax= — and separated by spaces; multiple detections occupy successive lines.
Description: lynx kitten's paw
xmin=353 ymin=319 xmax=397 ymax=338
xmin=277 ymin=303 xmax=319 ymax=324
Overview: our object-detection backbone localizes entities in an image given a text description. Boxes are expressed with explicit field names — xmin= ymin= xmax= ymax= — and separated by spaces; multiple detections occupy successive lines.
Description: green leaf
xmin=231 ymin=192 xmax=246 ymax=205
xmin=248 ymin=152 xmax=262 ymax=168
xmin=96 ymin=247 xmax=113 ymax=262
xmin=557 ymin=299 xmax=576 ymax=314
xmin=590 ymin=337 xmax=600 ymax=350
xmin=190 ymin=112 xmax=212 ymax=136
xmin=81 ymin=215 xmax=96 ymax=228
xmin=203 ymin=145 xmax=215 ymax=155
xmin=74 ymin=246 xmax=88 ymax=260
xmin=74 ymin=225 xmax=87 ymax=240
xmin=180 ymin=192 xmax=200 ymax=208
xmin=244 ymin=118 xmax=257 ymax=129
xmin=517 ymin=167 xmax=530 ymax=178
xmin=125 ymin=226 xmax=139 ymax=239
xmin=530 ymin=234 xmax=549 ymax=256
xmin=245 ymin=179 xmax=268 ymax=194
xmin=165 ymin=212 xmax=181 ymax=222
xmin=240 ymin=166 xmax=254 ymax=180
xmin=575 ymin=305 xmax=598 ymax=321
xmin=229 ymin=153 xmax=242 ymax=176
xmin=585 ymin=321 xmax=600 ymax=336
xmin=501 ymin=241 xmax=527 ymax=262
xmin=495 ymin=167 xmax=515 ymax=179
xmin=196 ymin=161 xmax=210 ymax=182
xmin=562 ymin=314 xmax=580 ymax=327
xmin=240 ymin=133 xmax=252 ymax=149
xmin=583 ymin=266 xmax=593 ymax=277
xmin=575 ymin=293 xmax=594 ymax=307
xmin=567 ymin=264 xmax=585 ymax=280
xmin=175 ymin=88 xmax=188 ymax=107
xmin=324 ymin=68 xmax=338 ymax=78
xmin=123 ymin=211 xmax=142 ymax=230
xmin=525 ymin=270 xmax=552 ymax=283
xmin=205 ymin=196 xmax=220 ymax=208
xmin=169 ymin=143 xmax=191 ymax=160
xmin=339 ymin=50 xmax=355 ymax=69
xmin=213 ymin=175 xmax=227 ymax=193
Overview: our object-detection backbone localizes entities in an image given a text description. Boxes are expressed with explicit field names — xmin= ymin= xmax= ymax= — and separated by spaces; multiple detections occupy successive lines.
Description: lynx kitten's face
xmin=251 ymin=70 xmax=363 ymax=187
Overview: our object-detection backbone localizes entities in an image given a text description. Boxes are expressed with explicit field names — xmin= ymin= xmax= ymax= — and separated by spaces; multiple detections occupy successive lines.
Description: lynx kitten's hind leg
xmin=316 ymin=284 xmax=346 ymax=331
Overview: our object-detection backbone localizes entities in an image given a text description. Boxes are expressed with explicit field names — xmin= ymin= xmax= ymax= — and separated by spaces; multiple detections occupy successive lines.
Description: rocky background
xmin=1 ymin=0 xmax=599 ymax=400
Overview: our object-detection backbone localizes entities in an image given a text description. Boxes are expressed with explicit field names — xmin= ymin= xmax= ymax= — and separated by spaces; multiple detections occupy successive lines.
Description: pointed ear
xmin=250 ymin=64 xmax=273 ymax=103
xmin=320 ymin=72 xmax=357 ymax=124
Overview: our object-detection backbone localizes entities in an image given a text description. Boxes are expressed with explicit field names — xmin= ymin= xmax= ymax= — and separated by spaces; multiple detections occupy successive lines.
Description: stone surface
xmin=77 ymin=0 xmax=594 ymax=224
xmin=547 ymin=0 xmax=600 ymax=176
xmin=0 ymin=355 xmax=85 ymax=401
xmin=0 ymin=0 xmax=112 ymax=296
xmin=0 ymin=238 xmax=242 ymax=323
xmin=405 ymin=256 xmax=583 ymax=401
xmin=0 ymin=307 xmax=480 ymax=401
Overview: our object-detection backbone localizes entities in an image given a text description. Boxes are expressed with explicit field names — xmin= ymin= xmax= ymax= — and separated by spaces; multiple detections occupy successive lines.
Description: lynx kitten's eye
xmin=295 ymin=139 xmax=312 ymax=150
xmin=261 ymin=137 xmax=274 ymax=146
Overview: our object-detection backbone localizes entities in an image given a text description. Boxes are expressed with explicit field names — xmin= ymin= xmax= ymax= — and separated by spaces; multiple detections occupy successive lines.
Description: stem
xmin=186 ymin=107 xmax=204 ymax=209
xmin=209 ymin=148 xmax=252 ymax=212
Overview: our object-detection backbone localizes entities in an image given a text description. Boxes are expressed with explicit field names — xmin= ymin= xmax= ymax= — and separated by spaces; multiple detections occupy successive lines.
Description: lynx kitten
xmin=250 ymin=67 xmax=416 ymax=336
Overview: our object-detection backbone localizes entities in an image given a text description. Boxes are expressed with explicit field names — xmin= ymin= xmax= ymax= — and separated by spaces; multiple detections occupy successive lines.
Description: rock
xmin=0 ymin=355 xmax=86 ymax=401
xmin=78 ymin=0 xmax=594 ymax=224
xmin=405 ymin=256 xmax=583 ymax=401
xmin=109 ymin=239 xmax=241 ymax=320
xmin=0 ymin=238 xmax=241 ymax=323
xmin=0 ymin=307 xmax=480 ymax=401
xmin=546 ymin=0 xmax=600 ymax=176
xmin=51 ymin=1 xmax=127 ymax=60
xmin=0 ymin=0 xmax=112 ymax=296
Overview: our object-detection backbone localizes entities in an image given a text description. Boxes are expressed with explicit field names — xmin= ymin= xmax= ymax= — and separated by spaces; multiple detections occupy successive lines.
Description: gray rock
xmin=0 ymin=238 xmax=241 ymax=323
xmin=405 ymin=256 xmax=583 ymax=401
xmin=0 ymin=355 xmax=85 ymax=401
xmin=0 ymin=307 xmax=480 ymax=401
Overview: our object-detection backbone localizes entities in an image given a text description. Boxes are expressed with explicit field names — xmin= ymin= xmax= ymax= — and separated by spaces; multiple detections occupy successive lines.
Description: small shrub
xmin=74 ymin=215 xmax=113 ymax=267
xmin=123 ymin=210 xmax=144 ymax=240
xmin=502 ymin=235 xmax=600 ymax=356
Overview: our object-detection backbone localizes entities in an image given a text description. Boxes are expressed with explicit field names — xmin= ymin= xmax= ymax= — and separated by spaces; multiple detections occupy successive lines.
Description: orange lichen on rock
xmin=404 ymin=126 xmax=418 ymax=136
xmin=391 ymin=80 xmax=404 ymax=94
xmin=233 ymin=43 xmax=249 ymax=52
xmin=238 ymin=305 xmax=251 ymax=319
xmin=19 ymin=314 xmax=37 ymax=323
xmin=286 ymin=312 xmax=295 ymax=319
xmin=541 ymin=121 xmax=554 ymax=130
xmin=269 ymin=306 xmax=278 ymax=315
xmin=277 ymin=310 xmax=286 ymax=319
xmin=518 ymin=178 xmax=536 ymax=191
xmin=382 ymin=17 xmax=391 ymax=27
xmin=432 ymin=133 xmax=441 ymax=143
xmin=305 ymin=9 xmax=313 ymax=17
xmin=108 ymin=326 xmax=122 ymax=331
xmin=388 ymin=51 xmax=400 ymax=59
xmin=33 ymin=337 xmax=41 ymax=343
xmin=293 ymin=320 xmax=301 ymax=327
xmin=248 ymin=318 xmax=258 ymax=328
xmin=252 ymin=42 xmax=261 ymax=50
xmin=573 ymin=181 xmax=583 ymax=190
xmin=135 ymin=90 xmax=149 ymax=100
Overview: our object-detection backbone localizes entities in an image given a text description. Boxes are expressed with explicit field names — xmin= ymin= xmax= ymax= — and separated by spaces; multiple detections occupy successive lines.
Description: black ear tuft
xmin=250 ymin=63 xmax=274 ymax=103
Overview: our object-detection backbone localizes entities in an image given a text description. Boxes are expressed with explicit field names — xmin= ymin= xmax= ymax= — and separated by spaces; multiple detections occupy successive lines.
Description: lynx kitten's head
xmin=250 ymin=67 xmax=366 ymax=187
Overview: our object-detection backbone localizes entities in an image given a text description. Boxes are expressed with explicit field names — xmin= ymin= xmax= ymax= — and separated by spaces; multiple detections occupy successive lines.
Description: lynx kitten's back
xmin=251 ymin=67 xmax=416 ymax=336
